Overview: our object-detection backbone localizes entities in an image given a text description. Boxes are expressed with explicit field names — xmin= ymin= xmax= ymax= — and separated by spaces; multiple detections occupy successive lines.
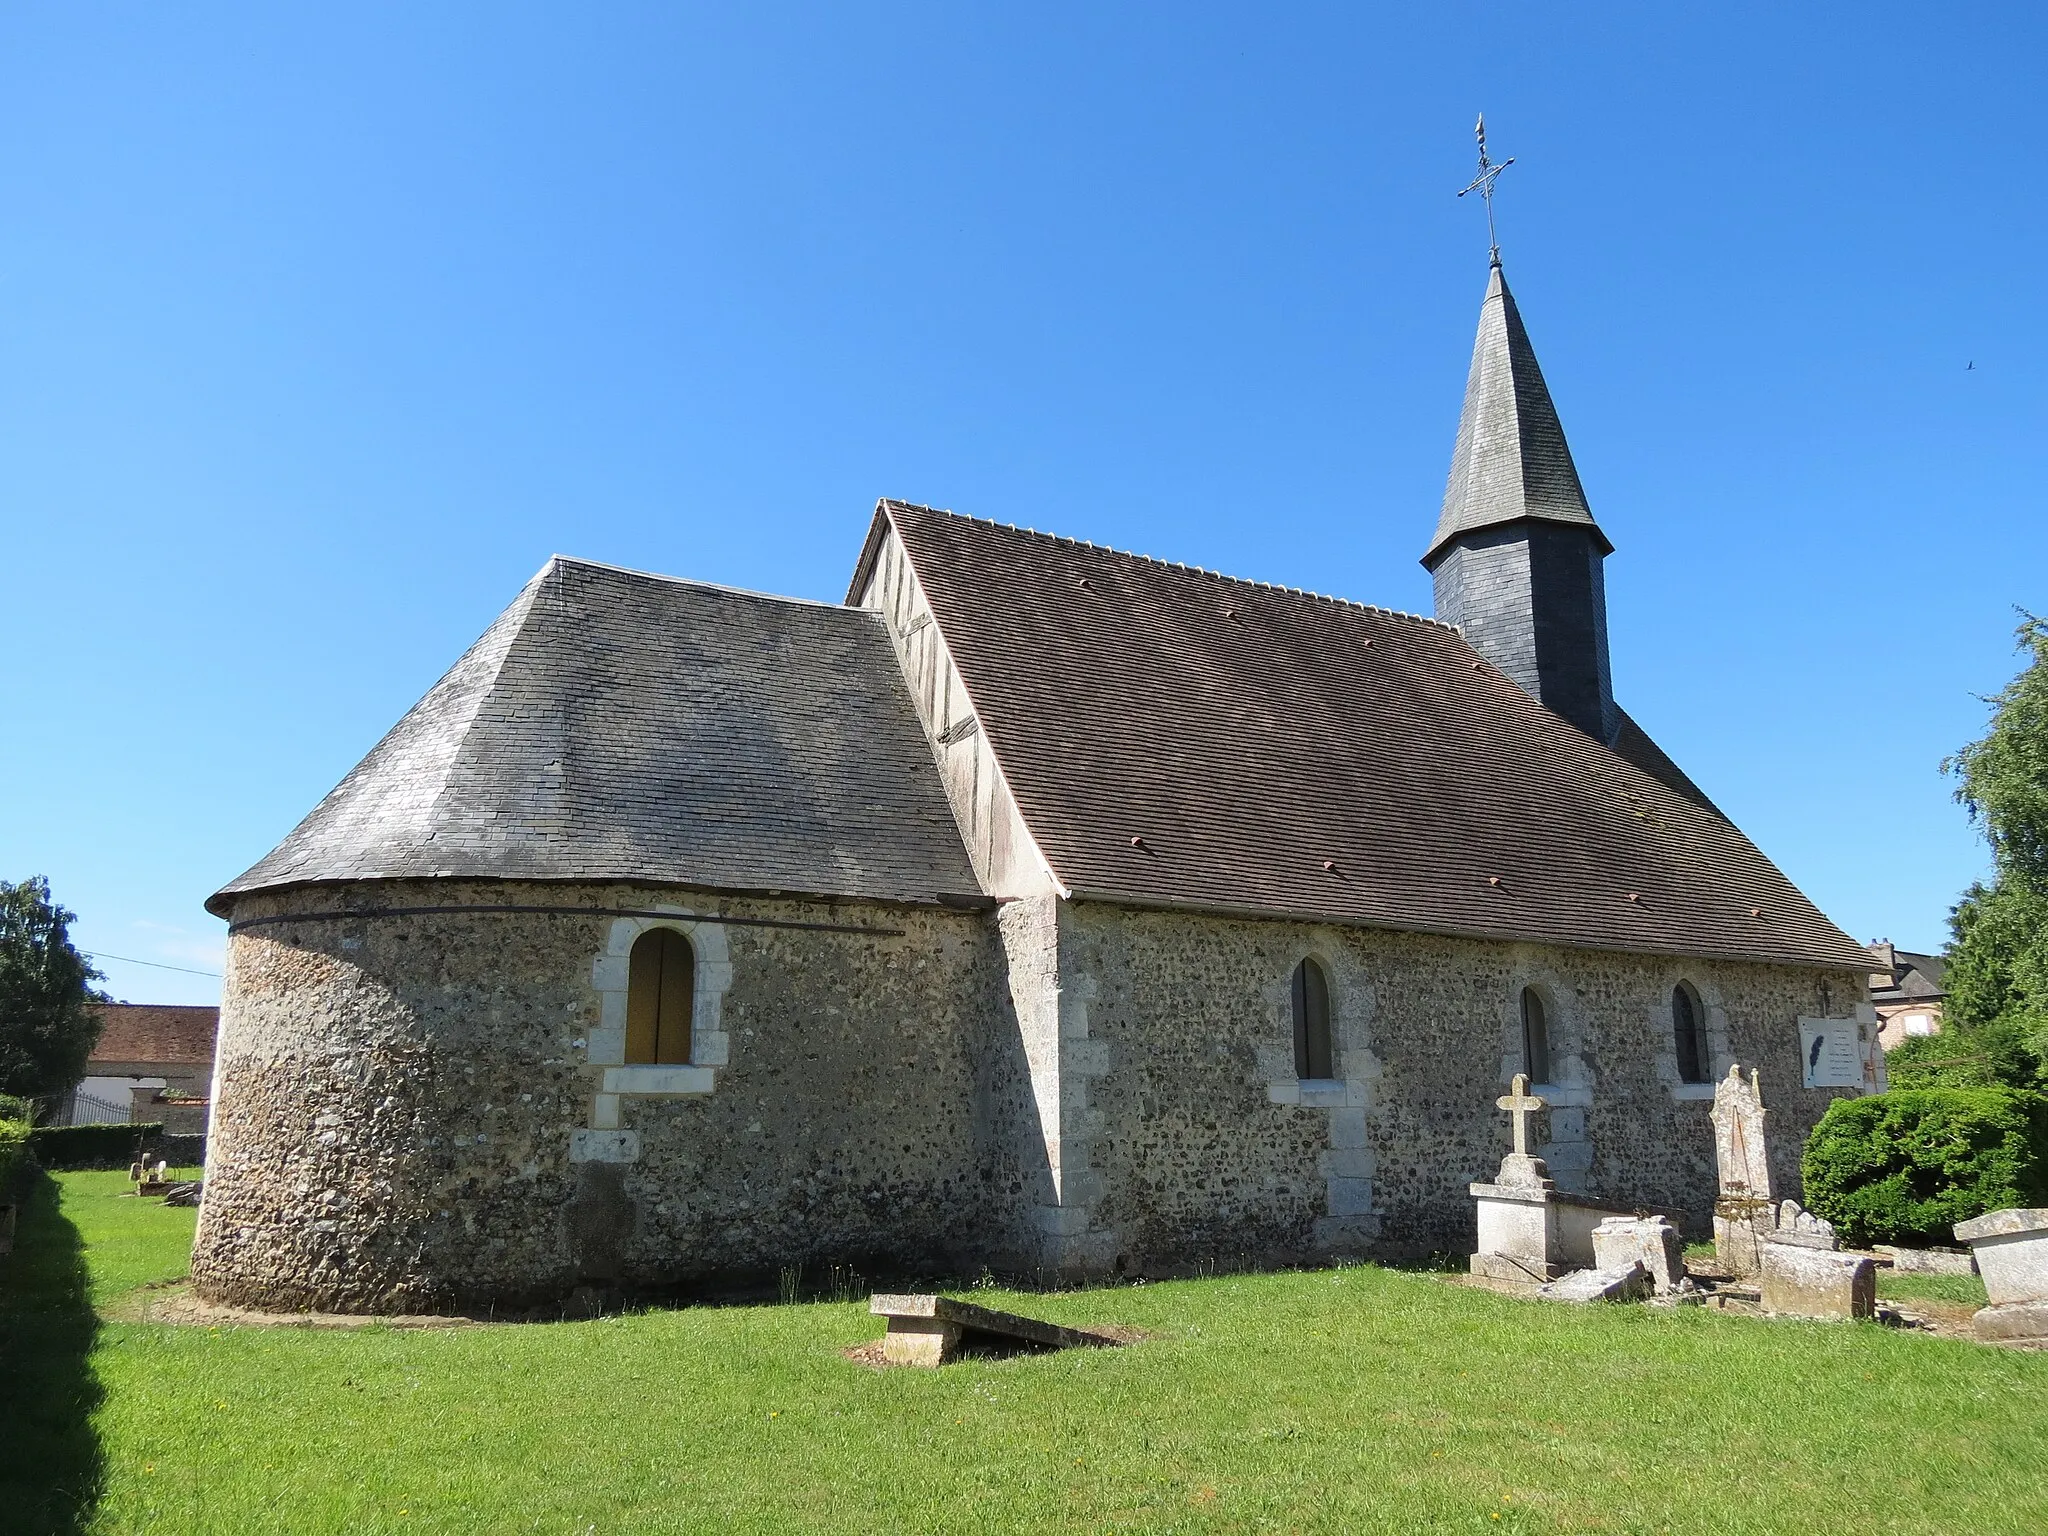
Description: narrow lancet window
xmin=1520 ymin=987 xmax=1552 ymax=1086
xmin=1292 ymin=958 xmax=1335 ymax=1081
xmin=626 ymin=928 xmax=696 ymax=1065
xmin=1673 ymin=982 xmax=1708 ymax=1084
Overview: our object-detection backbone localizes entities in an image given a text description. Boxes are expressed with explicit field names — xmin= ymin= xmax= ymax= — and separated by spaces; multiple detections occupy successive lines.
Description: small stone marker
xmin=1874 ymin=1245 xmax=1976 ymax=1277
xmin=1759 ymin=1243 xmax=1875 ymax=1321
xmin=1769 ymin=1200 xmax=1839 ymax=1251
xmin=1536 ymin=1262 xmax=1651 ymax=1304
xmin=868 ymin=1294 xmax=1121 ymax=1368
xmin=1953 ymin=1208 xmax=2048 ymax=1343
xmin=1710 ymin=1065 xmax=1774 ymax=1277
xmin=1592 ymin=1216 xmax=1685 ymax=1294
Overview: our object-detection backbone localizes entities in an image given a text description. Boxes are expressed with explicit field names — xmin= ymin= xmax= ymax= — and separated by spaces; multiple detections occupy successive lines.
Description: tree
xmin=0 ymin=876 xmax=104 ymax=1108
xmin=1937 ymin=614 xmax=2048 ymax=1086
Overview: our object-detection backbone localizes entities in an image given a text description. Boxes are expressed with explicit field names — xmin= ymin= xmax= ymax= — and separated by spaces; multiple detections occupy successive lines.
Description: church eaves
xmin=1423 ymin=258 xmax=1612 ymax=570
xmin=208 ymin=557 xmax=984 ymax=913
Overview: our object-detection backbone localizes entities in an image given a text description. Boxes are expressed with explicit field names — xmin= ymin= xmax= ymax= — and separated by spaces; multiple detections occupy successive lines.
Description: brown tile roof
xmin=871 ymin=500 xmax=1869 ymax=971
xmin=89 ymin=1003 xmax=219 ymax=1067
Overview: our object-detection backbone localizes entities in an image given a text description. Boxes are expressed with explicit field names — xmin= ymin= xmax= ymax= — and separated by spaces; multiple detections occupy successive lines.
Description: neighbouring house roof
xmin=869 ymin=499 xmax=1871 ymax=970
xmin=1868 ymin=944 xmax=1946 ymax=1005
xmin=1423 ymin=259 xmax=1612 ymax=569
xmin=89 ymin=1003 xmax=219 ymax=1067
xmin=210 ymin=557 xmax=984 ymax=914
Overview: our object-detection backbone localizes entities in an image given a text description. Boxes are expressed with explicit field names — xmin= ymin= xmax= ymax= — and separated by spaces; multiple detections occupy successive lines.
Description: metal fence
xmin=62 ymin=1089 xmax=134 ymax=1126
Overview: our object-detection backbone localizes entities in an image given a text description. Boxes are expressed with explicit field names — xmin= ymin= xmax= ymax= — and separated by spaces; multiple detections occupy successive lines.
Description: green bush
xmin=0 ymin=1116 xmax=28 ymax=1194
xmin=1802 ymin=1089 xmax=2048 ymax=1246
xmin=25 ymin=1122 xmax=164 ymax=1171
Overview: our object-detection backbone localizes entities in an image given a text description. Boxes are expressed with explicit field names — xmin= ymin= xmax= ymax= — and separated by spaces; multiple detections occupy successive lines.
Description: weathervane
xmin=1457 ymin=114 xmax=1514 ymax=263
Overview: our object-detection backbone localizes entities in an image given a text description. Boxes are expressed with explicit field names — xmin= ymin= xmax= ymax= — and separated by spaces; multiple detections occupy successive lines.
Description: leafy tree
xmin=0 ymin=877 xmax=104 ymax=1108
xmin=1939 ymin=614 xmax=2048 ymax=1086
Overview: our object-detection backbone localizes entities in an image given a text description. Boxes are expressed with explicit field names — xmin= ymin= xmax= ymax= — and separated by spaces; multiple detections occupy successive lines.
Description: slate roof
xmin=869 ymin=500 xmax=1871 ymax=970
xmin=1424 ymin=259 xmax=1612 ymax=569
xmin=1870 ymin=947 xmax=1947 ymax=1004
xmin=89 ymin=1004 xmax=219 ymax=1067
xmin=210 ymin=558 xmax=984 ymax=913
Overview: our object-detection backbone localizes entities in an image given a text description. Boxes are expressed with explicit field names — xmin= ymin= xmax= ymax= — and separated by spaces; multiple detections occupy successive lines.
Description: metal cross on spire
xmin=1457 ymin=113 xmax=1514 ymax=264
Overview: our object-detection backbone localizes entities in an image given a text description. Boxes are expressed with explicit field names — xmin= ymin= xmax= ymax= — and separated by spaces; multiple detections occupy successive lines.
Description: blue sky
xmin=3 ymin=5 xmax=2041 ymax=1006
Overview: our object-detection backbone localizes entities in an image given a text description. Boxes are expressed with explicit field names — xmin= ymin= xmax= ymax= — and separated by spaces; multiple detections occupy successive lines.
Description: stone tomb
xmin=869 ymin=1294 xmax=1122 ymax=1367
xmin=1953 ymin=1208 xmax=2048 ymax=1343
xmin=1759 ymin=1243 xmax=1875 ymax=1321
xmin=1470 ymin=1076 xmax=1634 ymax=1284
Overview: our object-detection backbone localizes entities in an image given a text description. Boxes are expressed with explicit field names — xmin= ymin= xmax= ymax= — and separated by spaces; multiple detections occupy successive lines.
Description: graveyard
xmin=3 ymin=1162 xmax=2045 ymax=1536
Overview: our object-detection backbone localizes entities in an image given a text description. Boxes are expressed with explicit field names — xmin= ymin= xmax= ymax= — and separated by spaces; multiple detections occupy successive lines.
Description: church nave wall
xmin=1049 ymin=902 xmax=1864 ymax=1270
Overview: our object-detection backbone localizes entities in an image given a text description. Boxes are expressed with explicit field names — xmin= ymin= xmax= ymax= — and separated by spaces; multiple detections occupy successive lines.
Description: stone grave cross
xmin=1497 ymin=1073 xmax=1544 ymax=1156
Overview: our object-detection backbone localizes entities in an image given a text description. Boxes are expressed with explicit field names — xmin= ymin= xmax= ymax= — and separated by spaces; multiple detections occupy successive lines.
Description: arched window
xmin=1292 ymin=958 xmax=1335 ymax=1081
xmin=626 ymin=928 xmax=696 ymax=1065
xmin=1520 ymin=987 xmax=1552 ymax=1085
xmin=1673 ymin=982 xmax=1708 ymax=1084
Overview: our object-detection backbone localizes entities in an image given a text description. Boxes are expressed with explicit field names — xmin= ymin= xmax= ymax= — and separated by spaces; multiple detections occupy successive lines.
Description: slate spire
xmin=1424 ymin=258 xmax=1618 ymax=742
xmin=1424 ymin=256 xmax=1611 ymax=565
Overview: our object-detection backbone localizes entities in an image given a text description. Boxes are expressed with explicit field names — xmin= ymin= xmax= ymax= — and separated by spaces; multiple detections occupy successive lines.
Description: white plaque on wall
xmin=1798 ymin=1017 xmax=1866 ymax=1090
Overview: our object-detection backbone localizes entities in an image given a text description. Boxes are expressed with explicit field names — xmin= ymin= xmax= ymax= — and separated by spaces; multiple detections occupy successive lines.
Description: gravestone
xmin=1711 ymin=1065 xmax=1774 ymax=1276
xmin=1592 ymin=1216 xmax=1686 ymax=1294
xmin=1760 ymin=1243 xmax=1874 ymax=1320
xmin=1770 ymin=1200 xmax=1839 ymax=1251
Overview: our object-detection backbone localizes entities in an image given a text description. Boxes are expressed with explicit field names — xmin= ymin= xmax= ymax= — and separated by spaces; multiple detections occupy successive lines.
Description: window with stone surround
xmin=626 ymin=927 xmax=696 ymax=1065
xmin=1672 ymin=981 xmax=1708 ymax=1084
xmin=1520 ymin=987 xmax=1552 ymax=1085
xmin=1292 ymin=958 xmax=1335 ymax=1081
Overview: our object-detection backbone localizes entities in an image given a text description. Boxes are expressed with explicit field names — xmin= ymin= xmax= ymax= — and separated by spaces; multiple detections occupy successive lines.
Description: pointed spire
xmin=1422 ymin=258 xmax=1611 ymax=570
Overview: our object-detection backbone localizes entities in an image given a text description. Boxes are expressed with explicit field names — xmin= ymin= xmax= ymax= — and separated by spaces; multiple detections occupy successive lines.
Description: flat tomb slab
xmin=869 ymin=1294 xmax=1123 ymax=1367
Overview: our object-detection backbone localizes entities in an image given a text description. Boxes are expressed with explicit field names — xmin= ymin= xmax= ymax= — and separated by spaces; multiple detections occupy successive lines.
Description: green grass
xmin=1879 ymin=1270 xmax=1991 ymax=1307
xmin=4 ymin=1171 xmax=2048 ymax=1534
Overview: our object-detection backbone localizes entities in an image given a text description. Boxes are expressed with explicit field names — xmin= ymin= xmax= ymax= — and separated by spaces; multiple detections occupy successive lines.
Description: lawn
xmin=3 ymin=1171 xmax=2046 ymax=1535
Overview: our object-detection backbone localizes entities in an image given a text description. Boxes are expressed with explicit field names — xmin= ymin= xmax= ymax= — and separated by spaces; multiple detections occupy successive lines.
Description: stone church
xmin=194 ymin=257 xmax=1876 ymax=1314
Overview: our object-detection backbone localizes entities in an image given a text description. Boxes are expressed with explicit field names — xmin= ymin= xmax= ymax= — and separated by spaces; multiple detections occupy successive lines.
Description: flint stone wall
xmin=193 ymin=876 xmax=1862 ymax=1312
xmin=1055 ymin=902 xmax=1862 ymax=1266
xmin=193 ymin=879 xmax=1035 ymax=1313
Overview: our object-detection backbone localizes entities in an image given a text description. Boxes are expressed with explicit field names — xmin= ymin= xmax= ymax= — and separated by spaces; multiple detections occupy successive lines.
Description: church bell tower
xmin=1422 ymin=253 xmax=1617 ymax=744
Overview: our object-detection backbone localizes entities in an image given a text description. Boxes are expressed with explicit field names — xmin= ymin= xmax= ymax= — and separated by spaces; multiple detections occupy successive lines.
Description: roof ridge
xmin=543 ymin=554 xmax=863 ymax=614
xmin=880 ymin=500 xmax=1458 ymax=631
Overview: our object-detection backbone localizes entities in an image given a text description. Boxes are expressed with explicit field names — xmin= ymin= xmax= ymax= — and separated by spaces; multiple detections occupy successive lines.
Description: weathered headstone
xmin=1953 ymin=1208 xmax=2048 ymax=1343
xmin=1760 ymin=1243 xmax=1875 ymax=1320
xmin=1536 ymin=1262 xmax=1652 ymax=1304
xmin=1593 ymin=1215 xmax=1686 ymax=1294
xmin=1770 ymin=1200 xmax=1839 ymax=1250
xmin=1711 ymin=1064 xmax=1774 ymax=1276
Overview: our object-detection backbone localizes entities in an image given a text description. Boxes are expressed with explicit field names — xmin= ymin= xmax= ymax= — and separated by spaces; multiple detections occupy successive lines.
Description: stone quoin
xmin=193 ymin=255 xmax=1877 ymax=1314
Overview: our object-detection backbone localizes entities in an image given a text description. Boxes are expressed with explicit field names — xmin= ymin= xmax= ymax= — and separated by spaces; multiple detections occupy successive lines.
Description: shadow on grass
xmin=0 ymin=1168 xmax=105 ymax=1535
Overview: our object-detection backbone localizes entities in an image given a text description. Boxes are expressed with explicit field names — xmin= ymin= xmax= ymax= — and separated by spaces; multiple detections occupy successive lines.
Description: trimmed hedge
xmin=1802 ymin=1089 xmax=2048 ymax=1247
xmin=26 ymin=1122 xmax=166 ymax=1171
xmin=0 ymin=1117 xmax=28 ymax=1194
